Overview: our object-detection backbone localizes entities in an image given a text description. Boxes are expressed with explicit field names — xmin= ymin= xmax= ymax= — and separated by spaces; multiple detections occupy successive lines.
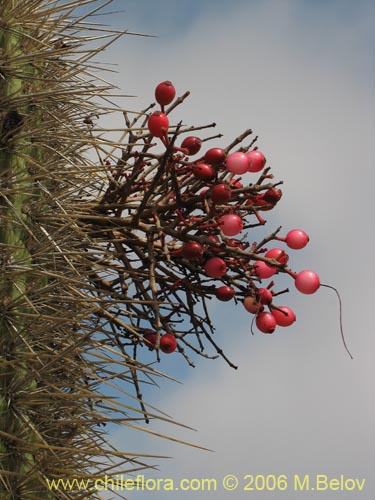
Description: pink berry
xmin=226 ymin=152 xmax=250 ymax=175
xmin=155 ymin=81 xmax=176 ymax=106
xmin=210 ymin=183 xmax=231 ymax=204
xmin=219 ymin=214 xmax=243 ymax=236
xmin=246 ymin=150 xmax=266 ymax=172
xmin=181 ymin=136 xmax=202 ymax=155
xmin=243 ymin=296 xmax=264 ymax=314
xmin=258 ymin=288 xmax=273 ymax=304
xmin=295 ymin=270 xmax=320 ymax=294
xmin=204 ymin=257 xmax=227 ymax=278
xmin=192 ymin=163 xmax=215 ymax=180
xmin=148 ymin=111 xmax=169 ymax=138
xmin=286 ymin=229 xmax=309 ymax=250
xmin=271 ymin=306 xmax=296 ymax=327
xmin=253 ymin=260 xmax=276 ymax=279
xmin=265 ymin=248 xmax=289 ymax=265
xmin=181 ymin=241 xmax=204 ymax=260
xmin=216 ymin=285 xmax=235 ymax=301
xmin=256 ymin=311 xmax=277 ymax=333
xmin=204 ymin=148 xmax=226 ymax=167
xmin=159 ymin=333 xmax=177 ymax=353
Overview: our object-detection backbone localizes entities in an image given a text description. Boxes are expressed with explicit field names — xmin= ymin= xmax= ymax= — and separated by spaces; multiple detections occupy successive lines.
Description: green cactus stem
xmin=0 ymin=16 xmax=45 ymax=497
xmin=0 ymin=2 xmax=162 ymax=498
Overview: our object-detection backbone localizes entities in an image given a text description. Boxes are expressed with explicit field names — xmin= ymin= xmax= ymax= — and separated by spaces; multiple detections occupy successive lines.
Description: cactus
xmin=1 ymin=1 xmax=341 ymax=498
xmin=0 ymin=1 xmax=168 ymax=497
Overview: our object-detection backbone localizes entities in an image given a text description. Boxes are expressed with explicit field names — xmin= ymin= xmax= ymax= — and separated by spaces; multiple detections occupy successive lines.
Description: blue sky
xmin=80 ymin=0 xmax=375 ymax=498
xmin=107 ymin=0 xmax=375 ymax=41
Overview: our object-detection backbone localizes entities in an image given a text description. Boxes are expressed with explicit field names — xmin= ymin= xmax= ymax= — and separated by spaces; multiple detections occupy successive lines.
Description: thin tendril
xmin=321 ymin=284 xmax=353 ymax=360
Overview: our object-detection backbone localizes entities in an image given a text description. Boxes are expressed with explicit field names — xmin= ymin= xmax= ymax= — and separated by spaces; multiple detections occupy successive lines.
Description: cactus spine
xmin=0 ymin=2 xmax=159 ymax=498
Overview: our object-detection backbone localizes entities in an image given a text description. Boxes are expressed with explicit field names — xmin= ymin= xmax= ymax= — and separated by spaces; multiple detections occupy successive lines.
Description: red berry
xmin=245 ymin=194 xmax=266 ymax=207
xmin=229 ymin=178 xmax=243 ymax=189
xmin=265 ymin=248 xmax=289 ymax=265
xmin=246 ymin=150 xmax=266 ymax=172
xmin=155 ymin=81 xmax=176 ymax=106
xmin=181 ymin=136 xmax=202 ymax=156
xmin=295 ymin=270 xmax=320 ymax=294
xmin=247 ymin=194 xmax=274 ymax=211
xmin=256 ymin=311 xmax=277 ymax=333
xmin=258 ymin=288 xmax=273 ymax=304
xmin=143 ymin=330 xmax=157 ymax=350
xmin=148 ymin=111 xmax=169 ymax=138
xmin=204 ymin=257 xmax=227 ymax=278
xmin=216 ymin=285 xmax=235 ymax=301
xmin=204 ymin=148 xmax=226 ymax=167
xmin=226 ymin=152 xmax=250 ymax=175
xmin=243 ymin=296 xmax=264 ymax=314
xmin=159 ymin=333 xmax=177 ymax=353
xmin=181 ymin=241 xmax=204 ymax=260
xmin=210 ymin=183 xmax=231 ymax=204
xmin=263 ymin=188 xmax=282 ymax=204
xmin=219 ymin=214 xmax=243 ymax=236
xmin=286 ymin=229 xmax=309 ymax=250
xmin=207 ymin=234 xmax=222 ymax=253
xmin=253 ymin=260 xmax=276 ymax=279
xmin=192 ymin=163 xmax=215 ymax=180
xmin=271 ymin=306 xmax=296 ymax=327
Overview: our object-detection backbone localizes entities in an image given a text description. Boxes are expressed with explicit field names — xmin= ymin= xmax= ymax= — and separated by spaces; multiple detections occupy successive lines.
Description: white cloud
xmin=101 ymin=0 xmax=374 ymax=498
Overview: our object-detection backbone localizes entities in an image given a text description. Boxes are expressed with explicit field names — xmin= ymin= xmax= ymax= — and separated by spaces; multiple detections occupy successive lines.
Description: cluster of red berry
xmin=133 ymin=81 xmax=321 ymax=353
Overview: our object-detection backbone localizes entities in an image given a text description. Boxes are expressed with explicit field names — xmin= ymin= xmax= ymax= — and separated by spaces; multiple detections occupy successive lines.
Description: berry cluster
xmin=93 ymin=80 xmax=322 ymax=365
